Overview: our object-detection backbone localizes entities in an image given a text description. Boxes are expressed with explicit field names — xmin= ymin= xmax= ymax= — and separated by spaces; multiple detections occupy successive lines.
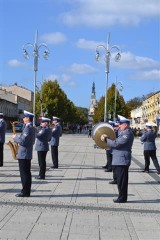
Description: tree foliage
xmin=35 ymin=80 xmax=88 ymax=124
xmin=125 ymin=92 xmax=155 ymax=112
xmin=107 ymin=84 xmax=128 ymax=117
xmin=125 ymin=97 xmax=143 ymax=112
xmin=93 ymin=96 xmax=105 ymax=123
xmin=93 ymin=84 xmax=128 ymax=123
xmin=35 ymin=80 xmax=154 ymax=126
xmin=76 ymin=107 xmax=88 ymax=124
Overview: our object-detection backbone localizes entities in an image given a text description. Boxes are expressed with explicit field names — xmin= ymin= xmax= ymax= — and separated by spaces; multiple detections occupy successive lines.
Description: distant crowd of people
xmin=68 ymin=124 xmax=92 ymax=135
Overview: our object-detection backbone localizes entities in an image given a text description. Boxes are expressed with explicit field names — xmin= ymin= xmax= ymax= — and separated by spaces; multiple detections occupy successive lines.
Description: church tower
xmin=88 ymin=82 xmax=97 ymax=124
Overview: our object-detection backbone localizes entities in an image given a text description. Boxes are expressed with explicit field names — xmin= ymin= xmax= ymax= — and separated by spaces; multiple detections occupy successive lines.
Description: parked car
xmin=15 ymin=123 xmax=24 ymax=132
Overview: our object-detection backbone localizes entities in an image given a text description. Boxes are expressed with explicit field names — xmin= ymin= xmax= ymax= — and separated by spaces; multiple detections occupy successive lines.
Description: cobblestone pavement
xmin=0 ymin=133 xmax=160 ymax=240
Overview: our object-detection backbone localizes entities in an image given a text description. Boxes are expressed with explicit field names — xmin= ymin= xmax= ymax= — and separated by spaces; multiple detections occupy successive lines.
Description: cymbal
xmin=92 ymin=122 xmax=116 ymax=149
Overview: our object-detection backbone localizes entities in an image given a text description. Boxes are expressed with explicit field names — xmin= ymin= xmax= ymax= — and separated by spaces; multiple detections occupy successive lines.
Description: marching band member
xmin=101 ymin=115 xmax=134 ymax=203
xmin=140 ymin=122 xmax=160 ymax=174
xmin=49 ymin=116 xmax=62 ymax=169
xmin=12 ymin=110 xmax=35 ymax=197
xmin=0 ymin=113 xmax=7 ymax=167
xmin=35 ymin=117 xmax=52 ymax=179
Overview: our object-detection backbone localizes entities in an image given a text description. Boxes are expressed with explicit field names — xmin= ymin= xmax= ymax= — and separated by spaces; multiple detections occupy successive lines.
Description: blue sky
xmin=0 ymin=0 xmax=160 ymax=108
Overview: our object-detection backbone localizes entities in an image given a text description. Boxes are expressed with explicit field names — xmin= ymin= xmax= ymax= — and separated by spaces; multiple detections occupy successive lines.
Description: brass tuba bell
xmin=7 ymin=121 xmax=19 ymax=160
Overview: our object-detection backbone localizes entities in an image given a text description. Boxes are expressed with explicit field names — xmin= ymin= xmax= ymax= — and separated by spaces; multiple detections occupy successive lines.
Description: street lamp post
xmin=23 ymin=31 xmax=49 ymax=126
xmin=36 ymin=80 xmax=43 ymax=117
xmin=95 ymin=32 xmax=121 ymax=122
xmin=113 ymin=77 xmax=123 ymax=122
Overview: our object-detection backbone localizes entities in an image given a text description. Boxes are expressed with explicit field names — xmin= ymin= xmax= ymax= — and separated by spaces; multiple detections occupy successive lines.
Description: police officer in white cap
xmin=35 ymin=117 xmax=52 ymax=179
xmin=49 ymin=116 xmax=62 ymax=168
xmin=140 ymin=122 xmax=160 ymax=174
xmin=0 ymin=113 xmax=7 ymax=167
xmin=12 ymin=110 xmax=35 ymax=197
xmin=101 ymin=115 xmax=134 ymax=203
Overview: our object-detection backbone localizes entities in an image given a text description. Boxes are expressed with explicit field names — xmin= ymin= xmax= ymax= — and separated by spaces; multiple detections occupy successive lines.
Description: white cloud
xmin=7 ymin=59 xmax=25 ymax=67
xmin=61 ymin=74 xmax=76 ymax=87
xmin=117 ymin=52 xmax=160 ymax=70
xmin=46 ymin=73 xmax=75 ymax=87
xmin=134 ymin=69 xmax=160 ymax=80
xmin=60 ymin=0 xmax=160 ymax=27
xmin=76 ymin=38 xmax=105 ymax=50
xmin=47 ymin=74 xmax=59 ymax=80
xmin=41 ymin=32 xmax=67 ymax=44
xmin=46 ymin=63 xmax=97 ymax=88
xmin=68 ymin=63 xmax=97 ymax=74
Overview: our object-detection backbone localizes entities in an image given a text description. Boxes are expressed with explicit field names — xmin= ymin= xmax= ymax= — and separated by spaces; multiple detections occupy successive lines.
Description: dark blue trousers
xmin=144 ymin=150 xmax=160 ymax=172
xmin=114 ymin=165 xmax=129 ymax=201
xmin=37 ymin=151 xmax=47 ymax=178
xmin=0 ymin=143 xmax=4 ymax=166
xmin=51 ymin=146 xmax=58 ymax=168
xmin=18 ymin=159 xmax=31 ymax=195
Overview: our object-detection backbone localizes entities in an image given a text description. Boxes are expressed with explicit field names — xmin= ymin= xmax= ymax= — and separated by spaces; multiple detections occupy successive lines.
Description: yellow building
xmin=131 ymin=91 xmax=160 ymax=130
xmin=141 ymin=91 xmax=160 ymax=124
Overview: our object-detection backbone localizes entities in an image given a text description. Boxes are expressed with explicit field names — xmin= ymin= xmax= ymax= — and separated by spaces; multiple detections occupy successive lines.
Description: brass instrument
xmin=92 ymin=122 xmax=116 ymax=149
xmin=7 ymin=121 xmax=19 ymax=160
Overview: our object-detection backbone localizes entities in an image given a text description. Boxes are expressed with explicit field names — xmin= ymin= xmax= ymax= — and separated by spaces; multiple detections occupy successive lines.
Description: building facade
xmin=0 ymin=85 xmax=33 ymax=128
xmin=131 ymin=91 xmax=160 ymax=130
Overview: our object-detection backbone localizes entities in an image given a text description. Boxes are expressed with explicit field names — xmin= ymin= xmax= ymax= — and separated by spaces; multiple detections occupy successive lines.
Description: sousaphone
xmin=92 ymin=122 xmax=116 ymax=149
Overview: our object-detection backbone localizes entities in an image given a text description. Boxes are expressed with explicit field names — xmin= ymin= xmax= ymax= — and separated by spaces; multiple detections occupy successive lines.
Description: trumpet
xmin=7 ymin=121 xmax=19 ymax=160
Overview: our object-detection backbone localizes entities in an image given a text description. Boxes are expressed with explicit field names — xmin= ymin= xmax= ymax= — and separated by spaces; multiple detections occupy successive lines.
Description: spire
xmin=88 ymin=81 xmax=97 ymax=124
xmin=91 ymin=81 xmax=96 ymax=100
xmin=92 ymin=82 xmax=95 ymax=95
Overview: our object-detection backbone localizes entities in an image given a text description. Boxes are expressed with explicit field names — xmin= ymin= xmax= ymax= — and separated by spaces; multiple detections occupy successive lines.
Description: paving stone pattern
xmin=0 ymin=133 xmax=159 ymax=240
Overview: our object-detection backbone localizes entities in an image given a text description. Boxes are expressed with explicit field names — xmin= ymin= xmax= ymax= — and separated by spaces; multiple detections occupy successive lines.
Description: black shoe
xmin=142 ymin=170 xmax=149 ymax=173
xmin=35 ymin=176 xmax=45 ymax=180
xmin=104 ymin=169 xmax=112 ymax=172
xmin=0 ymin=165 xmax=3 ymax=167
xmin=50 ymin=166 xmax=58 ymax=169
xmin=113 ymin=198 xmax=127 ymax=203
xmin=109 ymin=180 xmax=117 ymax=184
xmin=15 ymin=193 xmax=30 ymax=197
xmin=102 ymin=165 xmax=107 ymax=169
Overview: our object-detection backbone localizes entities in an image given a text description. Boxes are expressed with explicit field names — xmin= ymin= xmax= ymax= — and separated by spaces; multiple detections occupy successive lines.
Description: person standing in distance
xmin=0 ymin=113 xmax=7 ymax=167
xmin=101 ymin=115 xmax=134 ymax=203
xmin=140 ymin=123 xmax=160 ymax=174
xmin=50 ymin=116 xmax=62 ymax=169
xmin=12 ymin=110 xmax=35 ymax=197
xmin=35 ymin=117 xmax=52 ymax=179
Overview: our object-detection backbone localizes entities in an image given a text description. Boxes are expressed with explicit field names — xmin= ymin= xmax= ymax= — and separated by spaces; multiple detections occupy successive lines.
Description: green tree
xmin=93 ymin=96 xmax=105 ymax=123
xmin=76 ymin=107 xmax=88 ymax=124
xmin=125 ymin=97 xmax=142 ymax=113
xmin=125 ymin=92 xmax=155 ymax=115
xmin=35 ymin=80 xmax=88 ymax=125
xmin=107 ymin=84 xmax=128 ymax=118
xmin=36 ymin=80 xmax=68 ymax=121
xmin=93 ymin=84 xmax=128 ymax=123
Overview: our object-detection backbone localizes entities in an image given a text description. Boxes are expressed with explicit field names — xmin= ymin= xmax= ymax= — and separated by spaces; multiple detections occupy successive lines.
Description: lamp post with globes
xmin=23 ymin=31 xmax=49 ymax=126
xmin=113 ymin=77 xmax=123 ymax=122
xmin=36 ymin=80 xmax=43 ymax=117
xmin=95 ymin=32 xmax=121 ymax=122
